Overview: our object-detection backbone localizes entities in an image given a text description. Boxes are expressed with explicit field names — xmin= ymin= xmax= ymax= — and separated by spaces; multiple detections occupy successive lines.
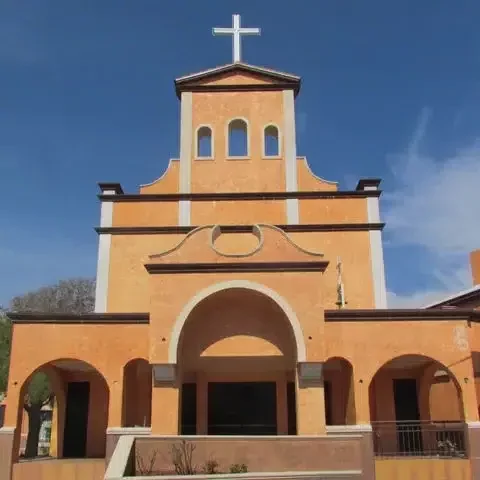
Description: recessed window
xmin=197 ymin=126 xmax=213 ymax=158
xmin=228 ymin=119 xmax=248 ymax=157
xmin=264 ymin=125 xmax=280 ymax=157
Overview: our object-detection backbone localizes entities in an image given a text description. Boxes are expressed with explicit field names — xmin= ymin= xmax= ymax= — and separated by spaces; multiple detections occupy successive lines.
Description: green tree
xmin=7 ymin=278 xmax=95 ymax=458
xmin=0 ymin=308 xmax=12 ymax=395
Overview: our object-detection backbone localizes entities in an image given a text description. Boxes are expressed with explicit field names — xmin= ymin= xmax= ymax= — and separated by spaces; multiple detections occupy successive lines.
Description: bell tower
xmin=170 ymin=14 xmax=301 ymax=225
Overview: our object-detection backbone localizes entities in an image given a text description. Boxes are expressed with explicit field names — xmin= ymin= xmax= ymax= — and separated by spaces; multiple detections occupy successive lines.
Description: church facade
xmin=2 ymin=18 xmax=480 ymax=480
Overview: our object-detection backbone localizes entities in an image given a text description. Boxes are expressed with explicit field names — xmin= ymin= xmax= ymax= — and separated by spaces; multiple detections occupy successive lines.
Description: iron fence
xmin=372 ymin=421 xmax=467 ymax=458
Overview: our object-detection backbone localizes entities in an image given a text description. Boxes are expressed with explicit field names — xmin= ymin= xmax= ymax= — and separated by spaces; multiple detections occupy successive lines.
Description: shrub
xmin=202 ymin=459 xmax=220 ymax=474
xmin=229 ymin=463 xmax=248 ymax=474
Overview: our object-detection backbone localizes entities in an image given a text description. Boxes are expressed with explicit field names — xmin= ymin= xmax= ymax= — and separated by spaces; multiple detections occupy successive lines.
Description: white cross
xmin=213 ymin=14 xmax=261 ymax=63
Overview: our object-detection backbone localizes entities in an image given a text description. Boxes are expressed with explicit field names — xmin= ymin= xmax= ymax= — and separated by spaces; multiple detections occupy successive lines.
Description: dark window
xmin=180 ymin=383 xmax=197 ymax=435
xmin=197 ymin=126 xmax=212 ymax=157
xmin=228 ymin=119 xmax=248 ymax=157
xmin=264 ymin=125 xmax=279 ymax=156
xmin=63 ymin=382 xmax=90 ymax=458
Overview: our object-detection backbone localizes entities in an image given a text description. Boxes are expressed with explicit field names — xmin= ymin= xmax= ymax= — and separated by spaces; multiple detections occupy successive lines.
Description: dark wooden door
xmin=63 ymin=381 xmax=90 ymax=458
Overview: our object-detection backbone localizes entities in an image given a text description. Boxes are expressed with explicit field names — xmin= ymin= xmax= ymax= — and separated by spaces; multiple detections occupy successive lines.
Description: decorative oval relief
xmin=210 ymin=225 xmax=263 ymax=258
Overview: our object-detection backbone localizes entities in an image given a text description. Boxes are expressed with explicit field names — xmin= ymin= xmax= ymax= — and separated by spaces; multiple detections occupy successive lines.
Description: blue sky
xmin=1 ymin=0 xmax=479 ymax=307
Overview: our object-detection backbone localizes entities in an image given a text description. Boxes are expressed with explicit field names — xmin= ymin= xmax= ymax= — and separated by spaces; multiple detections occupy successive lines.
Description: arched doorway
xmin=177 ymin=287 xmax=298 ymax=436
xmin=16 ymin=359 xmax=109 ymax=460
xmin=369 ymin=354 xmax=465 ymax=457
xmin=122 ymin=358 xmax=152 ymax=427
xmin=323 ymin=357 xmax=355 ymax=426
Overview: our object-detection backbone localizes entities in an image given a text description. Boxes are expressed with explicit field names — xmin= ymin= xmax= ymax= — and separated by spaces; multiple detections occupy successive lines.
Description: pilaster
xmin=296 ymin=362 xmax=325 ymax=434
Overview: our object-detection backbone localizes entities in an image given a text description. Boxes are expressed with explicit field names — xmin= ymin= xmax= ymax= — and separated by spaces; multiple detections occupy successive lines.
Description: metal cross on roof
xmin=213 ymin=14 xmax=261 ymax=63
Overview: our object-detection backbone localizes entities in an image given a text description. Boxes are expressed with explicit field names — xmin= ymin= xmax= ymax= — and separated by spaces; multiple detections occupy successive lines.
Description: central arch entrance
xmin=177 ymin=286 xmax=299 ymax=436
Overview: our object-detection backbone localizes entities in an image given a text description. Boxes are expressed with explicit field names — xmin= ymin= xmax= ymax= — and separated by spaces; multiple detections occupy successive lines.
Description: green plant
xmin=229 ymin=463 xmax=248 ymax=474
xmin=202 ymin=459 xmax=220 ymax=474
xmin=170 ymin=440 xmax=197 ymax=475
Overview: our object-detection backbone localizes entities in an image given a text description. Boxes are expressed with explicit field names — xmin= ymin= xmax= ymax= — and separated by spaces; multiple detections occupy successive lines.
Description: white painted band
xmin=106 ymin=427 xmax=152 ymax=434
xmin=94 ymin=191 xmax=115 ymax=313
xmin=179 ymin=92 xmax=193 ymax=226
xmin=283 ymin=90 xmax=299 ymax=225
xmin=366 ymin=195 xmax=387 ymax=308
xmin=326 ymin=424 xmax=372 ymax=433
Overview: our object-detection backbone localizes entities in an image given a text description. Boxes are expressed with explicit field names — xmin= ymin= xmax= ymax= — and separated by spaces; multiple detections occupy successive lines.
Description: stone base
xmin=467 ymin=422 xmax=480 ymax=480
xmin=326 ymin=425 xmax=375 ymax=479
xmin=0 ymin=427 xmax=15 ymax=480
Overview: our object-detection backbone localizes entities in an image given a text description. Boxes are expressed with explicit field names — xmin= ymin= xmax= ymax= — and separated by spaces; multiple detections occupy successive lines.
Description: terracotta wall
xmin=375 ymin=458 xmax=471 ymax=480
xmin=12 ymin=459 xmax=105 ymax=480
xmin=134 ymin=436 xmax=367 ymax=476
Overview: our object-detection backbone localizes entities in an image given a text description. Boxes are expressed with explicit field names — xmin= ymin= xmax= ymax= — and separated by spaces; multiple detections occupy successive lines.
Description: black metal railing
xmin=372 ymin=421 xmax=467 ymax=458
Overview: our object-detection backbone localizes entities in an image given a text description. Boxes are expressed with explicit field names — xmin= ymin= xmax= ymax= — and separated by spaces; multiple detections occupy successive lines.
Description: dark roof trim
xmin=174 ymin=63 xmax=301 ymax=97
xmin=145 ymin=261 xmax=329 ymax=274
xmin=175 ymin=63 xmax=300 ymax=84
xmin=96 ymin=223 xmax=385 ymax=235
xmin=98 ymin=190 xmax=381 ymax=202
xmin=325 ymin=308 xmax=480 ymax=322
xmin=426 ymin=289 xmax=480 ymax=309
xmin=98 ymin=183 xmax=124 ymax=194
xmin=7 ymin=312 xmax=150 ymax=324
xmin=356 ymin=179 xmax=382 ymax=191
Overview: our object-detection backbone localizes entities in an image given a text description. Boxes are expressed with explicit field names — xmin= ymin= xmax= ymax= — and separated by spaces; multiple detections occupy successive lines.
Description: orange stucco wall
xmin=106 ymin=228 xmax=374 ymax=313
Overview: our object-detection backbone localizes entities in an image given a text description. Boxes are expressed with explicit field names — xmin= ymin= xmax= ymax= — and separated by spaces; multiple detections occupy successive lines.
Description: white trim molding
xmin=105 ymin=435 xmax=135 ymax=480
xmin=106 ymin=427 xmax=151 ymax=435
xmin=262 ymin=123 xmax=282 ymax=158
xmin=226 ymin=117 xmax=250 ymax=159
xmin=94 ymin=189 xmax=115 ymax=313
xmin=179 ymin=92 xmax=193 ymax=226
xmin=283 ymin=89 xmax=299 ymax=224
xmin=326 ymin=424 xmax=372 ymax=434
xmin=168 ymin=280 xmax=306 ymax=364
xmin=194 ymin=124 xmax=214 ymax=160
xmin=363 ymin=185 xmax=387 ymax=308
xmin=0 ymin=426 xmax=15 ymax=434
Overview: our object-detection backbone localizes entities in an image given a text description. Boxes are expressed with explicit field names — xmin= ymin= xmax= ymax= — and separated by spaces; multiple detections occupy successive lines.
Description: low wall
xmin=11 ymin=458 xmax=105 ymax=480
xmin=134 ymin=435 xmax=368 ymax=477
xmin=375 ymin=458 xmax=471 ymax=480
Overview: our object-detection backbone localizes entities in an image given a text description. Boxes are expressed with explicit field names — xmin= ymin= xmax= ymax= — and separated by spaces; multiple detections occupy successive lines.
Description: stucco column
xmin=196 ymin=374 xmax=208 ymax=435
xmin=107 ymin=376 xmax=124 ymax=428
xmin=151 ymin=364 xmax=179 ymax=434
xmin=276 ymin=374 xmax=288 ymax=435
xmin=296 ymin=363 xmax=325 ymax=435
xmin=353 ymin=379 xmax=371 ymax=425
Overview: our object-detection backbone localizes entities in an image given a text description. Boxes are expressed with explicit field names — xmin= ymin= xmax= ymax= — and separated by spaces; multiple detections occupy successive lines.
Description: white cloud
xmin=384 ymin=107 xmax=480 ymax=307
